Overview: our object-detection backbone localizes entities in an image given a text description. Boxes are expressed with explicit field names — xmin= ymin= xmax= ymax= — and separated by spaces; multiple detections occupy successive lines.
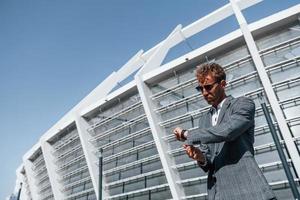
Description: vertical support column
xmin=18 ymin=178 xmax=29 ymax=200
xmin=15 ymin=177 xmax=23 ymax=200
xmin=41 ymin=140 xmax=65 ymax=200
xmin=135 ymin=25 xmax=186 ymax=200
xmin=16 ymin=167 xmax=30 ymax=200
xmin=23 ymin=159 xmax=39 ymax=200
xmin=72 ymin=50 xmax=147 ymax=199
xmin=75 ymin=114 xmax=109 ymax=200
xmin=230 ymin=0 xmax=300 ymax=175
xmin=135 ymin=77 xmax=185 ymax=200
xmin=19 ymin=184 xmax=29 ymax=200
xmin=19 ymin=183 xmax=30 ymax=200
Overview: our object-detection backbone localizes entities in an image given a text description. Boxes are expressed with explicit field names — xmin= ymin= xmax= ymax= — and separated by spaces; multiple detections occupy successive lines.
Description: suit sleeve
xmin=197 ymin=144 xmax=213 ymax=172
xmin=187 ymin=97 xmax=255 ymax=145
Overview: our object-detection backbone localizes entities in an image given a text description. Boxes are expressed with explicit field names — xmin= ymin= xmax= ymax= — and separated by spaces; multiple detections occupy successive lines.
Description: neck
xmin=213 ymin=93 xmax=227 ymax=108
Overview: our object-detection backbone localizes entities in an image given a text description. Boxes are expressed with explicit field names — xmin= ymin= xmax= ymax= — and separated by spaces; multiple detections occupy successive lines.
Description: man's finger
xmin=193 ymin=154 xmax=198 ymax=160
xmin=184 ymin=148 xmax=192 ymax=157
xmin=188 ymin=150 xmax=194 ymax=158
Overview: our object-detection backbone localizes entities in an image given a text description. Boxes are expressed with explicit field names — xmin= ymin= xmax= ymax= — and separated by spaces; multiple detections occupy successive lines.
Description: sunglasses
xmin=195 ymin=81 xmax=219 ymax=93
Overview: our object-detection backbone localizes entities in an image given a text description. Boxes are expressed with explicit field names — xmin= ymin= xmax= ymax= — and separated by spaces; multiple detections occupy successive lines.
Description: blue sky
xmin=0 ymin=0 xmax=299 ymax=198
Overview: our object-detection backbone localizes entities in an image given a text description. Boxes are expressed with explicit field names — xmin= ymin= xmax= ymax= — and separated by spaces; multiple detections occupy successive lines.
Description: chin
xmin=206 ymin=100 xmax=214 ymax=105
xmin=205 ymin=97 xmax=213 ymax=103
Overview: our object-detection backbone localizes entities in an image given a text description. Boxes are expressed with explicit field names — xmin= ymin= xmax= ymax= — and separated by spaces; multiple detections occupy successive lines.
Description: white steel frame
xmin=41 ymin=140 xmax=64 ymax=200
xmin=23 ymin=147 xmax=44 ymax=200
xmin=230 ymin=0 xmax=300 ymax=174
xmin=16 ymin=165 xmax=31 ymax=200
xmin=15 ymin=1 xmax=300 ymax=199
xmin=135 ymin=25 xmax=187 ymax=200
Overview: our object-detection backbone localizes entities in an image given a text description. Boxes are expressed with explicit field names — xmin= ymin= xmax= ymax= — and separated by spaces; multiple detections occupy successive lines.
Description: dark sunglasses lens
xmin=196 ymin=83 xmax=216 ymax=92
xmin=204 ymin=85 xmax=213 ymax=91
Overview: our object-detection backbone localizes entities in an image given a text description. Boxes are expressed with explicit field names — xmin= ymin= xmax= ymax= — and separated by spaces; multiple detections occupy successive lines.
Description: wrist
xmin=197 ymin=156 xmax=207 ymax=166
xmin=181 ymin=129 xmax=188 ymax=140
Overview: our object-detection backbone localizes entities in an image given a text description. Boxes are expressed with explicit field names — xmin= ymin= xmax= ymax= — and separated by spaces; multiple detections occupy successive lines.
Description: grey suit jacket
xmin=186 ymin=96 xmax=275 ymax=200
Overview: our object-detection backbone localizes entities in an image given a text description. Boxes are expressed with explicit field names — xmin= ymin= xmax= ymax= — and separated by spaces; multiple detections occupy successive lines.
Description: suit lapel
xmin=214 ymin=96 xmax=233 ymax=156
xmin=216 ymin=96 xmax=233 ymax=125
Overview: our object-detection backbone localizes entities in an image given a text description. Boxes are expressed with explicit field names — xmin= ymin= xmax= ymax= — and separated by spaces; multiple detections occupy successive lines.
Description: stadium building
xmin=12 ymin=0 xmax=300 ymax=199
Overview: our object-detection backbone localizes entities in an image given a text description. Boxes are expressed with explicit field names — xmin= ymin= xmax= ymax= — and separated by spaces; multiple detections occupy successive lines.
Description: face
xmin=197 ymin=74 xmax=226 ymax=107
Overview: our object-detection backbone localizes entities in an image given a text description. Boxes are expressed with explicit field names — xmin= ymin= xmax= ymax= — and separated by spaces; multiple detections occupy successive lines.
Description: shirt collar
xmin=210 ymin=97 xmax=227 ymax=113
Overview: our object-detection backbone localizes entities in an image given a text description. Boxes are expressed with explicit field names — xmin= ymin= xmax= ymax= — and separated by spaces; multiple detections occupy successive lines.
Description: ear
xmin=220 ymin=80 xmax=226 ymax=88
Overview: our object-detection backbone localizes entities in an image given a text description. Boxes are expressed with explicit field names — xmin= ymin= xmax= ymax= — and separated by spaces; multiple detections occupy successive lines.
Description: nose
xmin=202 ymin=89 xmax=209 ymax=97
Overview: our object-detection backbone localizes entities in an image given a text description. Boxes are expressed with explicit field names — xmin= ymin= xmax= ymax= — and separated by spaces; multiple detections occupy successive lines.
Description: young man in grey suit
xmin=173 ymin=63 xmax=276 ymax=200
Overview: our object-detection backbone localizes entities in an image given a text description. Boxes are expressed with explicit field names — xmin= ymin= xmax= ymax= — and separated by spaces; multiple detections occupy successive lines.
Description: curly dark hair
xmin=195 ymin=63 xmax=226 ymax=82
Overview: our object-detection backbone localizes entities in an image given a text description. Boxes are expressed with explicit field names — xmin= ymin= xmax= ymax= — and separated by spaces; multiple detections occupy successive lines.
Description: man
xmin=173 ymin=63 xmax=275 ymax=200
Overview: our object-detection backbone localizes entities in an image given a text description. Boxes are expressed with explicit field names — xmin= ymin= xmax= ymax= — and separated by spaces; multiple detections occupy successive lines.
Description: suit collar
xmin=216 ymin=95 xmax=233 ymax=124
xmin=209 ymin=95 xmax=233 ymax=113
